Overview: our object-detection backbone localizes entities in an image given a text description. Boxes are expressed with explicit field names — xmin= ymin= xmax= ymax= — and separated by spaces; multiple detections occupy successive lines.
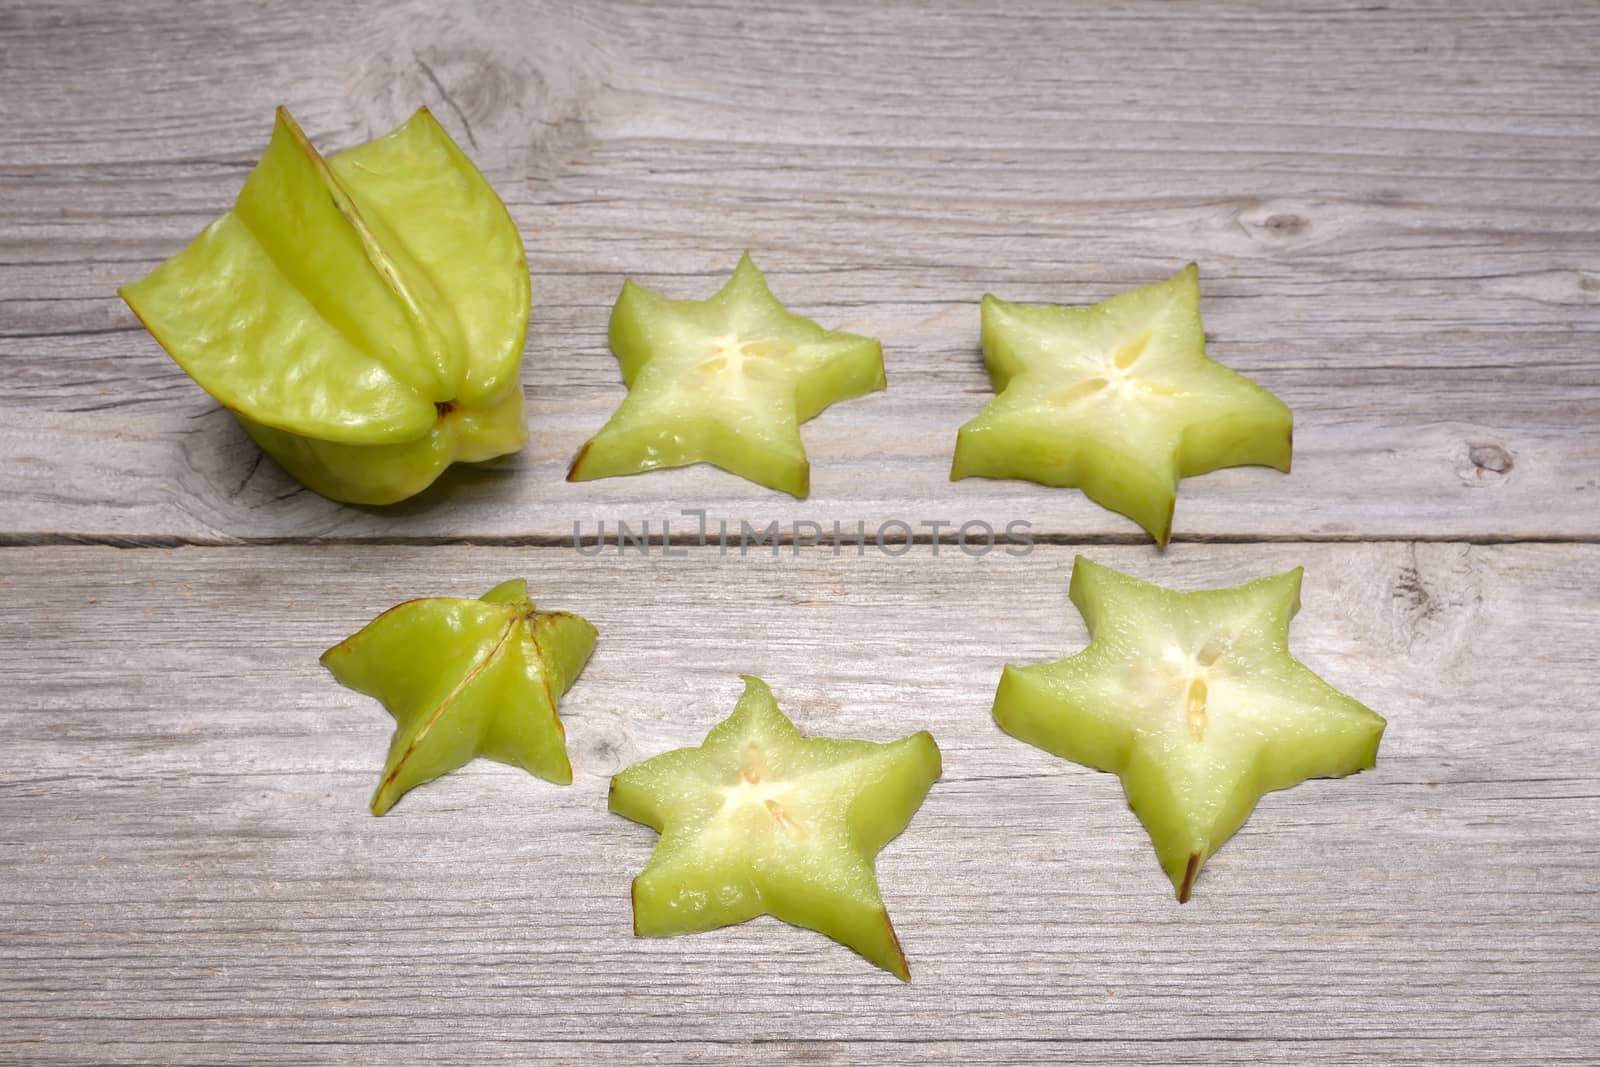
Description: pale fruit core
xmin=692 ymin=334 xmax=794 ymax=387
xmin=1042 ymin=328 xmax=1185 ymax=408
xmin=1138 ymin=633 xmax=1236 ymax=746
xmin=719 ymin=743 xmax=805 ymax=840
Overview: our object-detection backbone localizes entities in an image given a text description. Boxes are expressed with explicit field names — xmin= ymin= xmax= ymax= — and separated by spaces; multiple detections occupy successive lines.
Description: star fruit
xmin=609 ymin=676 xmax=941 ymax=979
xmin=120 ymin=107 xmax=530 ymax=505
xmin=567 ymin=255 xmax=886 ymax=497
xmin=952 ymin=265 xmax=1292 ymax=544
xmin=320 ymin=580 xmax=596 ymax=815
xmin=993 ymin=557 xmax=1384 ymax=902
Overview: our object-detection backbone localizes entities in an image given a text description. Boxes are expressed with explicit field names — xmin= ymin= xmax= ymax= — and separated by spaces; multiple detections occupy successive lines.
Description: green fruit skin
xmin=120 ymin=108 xmax=530 ymax=506
xmin=239 ymin=388 xmax=526 ymax=506
xmin=992 ymin=558 xmax=1384 ymax=900
xmin=321 ymin=580 xmax=596 ymax=814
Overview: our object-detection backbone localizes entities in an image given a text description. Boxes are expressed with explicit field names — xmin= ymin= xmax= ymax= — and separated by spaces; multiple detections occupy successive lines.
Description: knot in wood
xmin=1466 ymin=443 xmax=1513 ymax=480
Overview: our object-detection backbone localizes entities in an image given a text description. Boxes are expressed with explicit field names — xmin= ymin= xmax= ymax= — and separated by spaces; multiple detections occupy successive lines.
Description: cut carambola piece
xmin=610 ymin=676 xmax=941 ymax=979
xmin=321 ymin=580 xmax=596 ymax=815
xmin=568 ymin=254 xmax=886 ymax=497
xmin=993 ymin=557 xmax=1384 ymax=902
xmin=121 ymin=107 xmax=530 ymax=505
xmin=953 ymin=265 xmax=1292 ymax=544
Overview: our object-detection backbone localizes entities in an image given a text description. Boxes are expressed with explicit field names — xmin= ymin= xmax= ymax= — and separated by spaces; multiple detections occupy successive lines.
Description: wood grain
xmin=3 ymin=1 xmax=1597 ymax=1063
xmin=2 ymin=544 xmax=1597 ymax=1063
xmin=2 ymin=0 xmax=1596 ymax=541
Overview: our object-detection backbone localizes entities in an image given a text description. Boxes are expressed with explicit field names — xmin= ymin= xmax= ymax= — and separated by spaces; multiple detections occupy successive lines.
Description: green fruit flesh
xmin=568 ymin=255 xmax=886 ymax=498
xmin=609 ymin=676 xmax=941 ymax=979
xmin=952 ymin=265 xmax=1292 ymax=543
xmin=992 ymin=557 xmax=1384 ymax=901
xmin=320 ymin=580 xmax=597 ymax=815
xmin=120 ymin=107 xmax=530 ymax=505
xmin=238 ymin=387 xmax=525 ymax=506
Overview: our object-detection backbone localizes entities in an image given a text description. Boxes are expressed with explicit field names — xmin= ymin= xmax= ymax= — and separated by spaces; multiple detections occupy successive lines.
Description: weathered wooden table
xmin=4 ymin=1 xmax=1597 ymax=1062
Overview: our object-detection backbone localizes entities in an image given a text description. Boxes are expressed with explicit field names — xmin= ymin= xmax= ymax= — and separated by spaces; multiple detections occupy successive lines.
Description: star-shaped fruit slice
xmin=609 ymin=676 xmax=941 ymax=979
xmin=993 ymin=557 xmax=1384 ymax=902
xmin=120 ymin=107 xmax=530 ymax=505
xmin=567 ymin=255 xmax=886 ymax=497
xmin=321 ymin=580 xmax=596 ymax=815
xmin=952 ymin=265 xmax=1292 ymax=544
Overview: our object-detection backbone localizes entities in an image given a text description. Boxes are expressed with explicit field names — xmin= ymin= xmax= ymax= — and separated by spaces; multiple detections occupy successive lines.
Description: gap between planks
xmin=1 ymin=531 xmax=1596 ymax=549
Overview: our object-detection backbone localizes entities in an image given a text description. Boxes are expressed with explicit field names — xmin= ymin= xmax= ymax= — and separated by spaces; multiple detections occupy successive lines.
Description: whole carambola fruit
xmin=120 ymin=107 xmax=530 ymax=505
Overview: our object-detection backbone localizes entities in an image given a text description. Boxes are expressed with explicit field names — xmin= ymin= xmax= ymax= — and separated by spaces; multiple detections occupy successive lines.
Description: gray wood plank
xmin=1 ymin=543 xmax=1595 ymax=1063
xmin=2 ymin=0 xmax=1596 ymax=540
xmin=2 ymin=1 xmax=1597 ymax=1063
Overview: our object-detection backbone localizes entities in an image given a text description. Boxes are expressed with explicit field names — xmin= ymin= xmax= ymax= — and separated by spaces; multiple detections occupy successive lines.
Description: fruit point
xmin=120 ymin=107 xmax=531 ymax=505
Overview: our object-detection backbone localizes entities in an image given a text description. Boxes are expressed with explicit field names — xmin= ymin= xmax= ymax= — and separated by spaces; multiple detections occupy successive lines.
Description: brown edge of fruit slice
xmin=1178 ymin=852 xmax=1202 ymax=904
xmin=880 ymin=907 xmax=911 ymax=982
xmin=564 ymin=439 xmax=593 ymax=482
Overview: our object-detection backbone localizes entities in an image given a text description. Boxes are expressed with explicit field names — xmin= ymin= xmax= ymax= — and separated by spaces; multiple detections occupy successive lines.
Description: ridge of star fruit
xmin=567 ymin=254 xmax=887 ymax=498
xmin=320 ymin=579 xmax=597 ymax=815
xmin=951 ymin=264 xmax=1293 ymax=544
xmin=119 ymin=106 xmax=530 ymax=505
xmin=608 ymin=676 xmax=942 ymax=979
xmin=992 ymin=556 xmax=1385 ymax=902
